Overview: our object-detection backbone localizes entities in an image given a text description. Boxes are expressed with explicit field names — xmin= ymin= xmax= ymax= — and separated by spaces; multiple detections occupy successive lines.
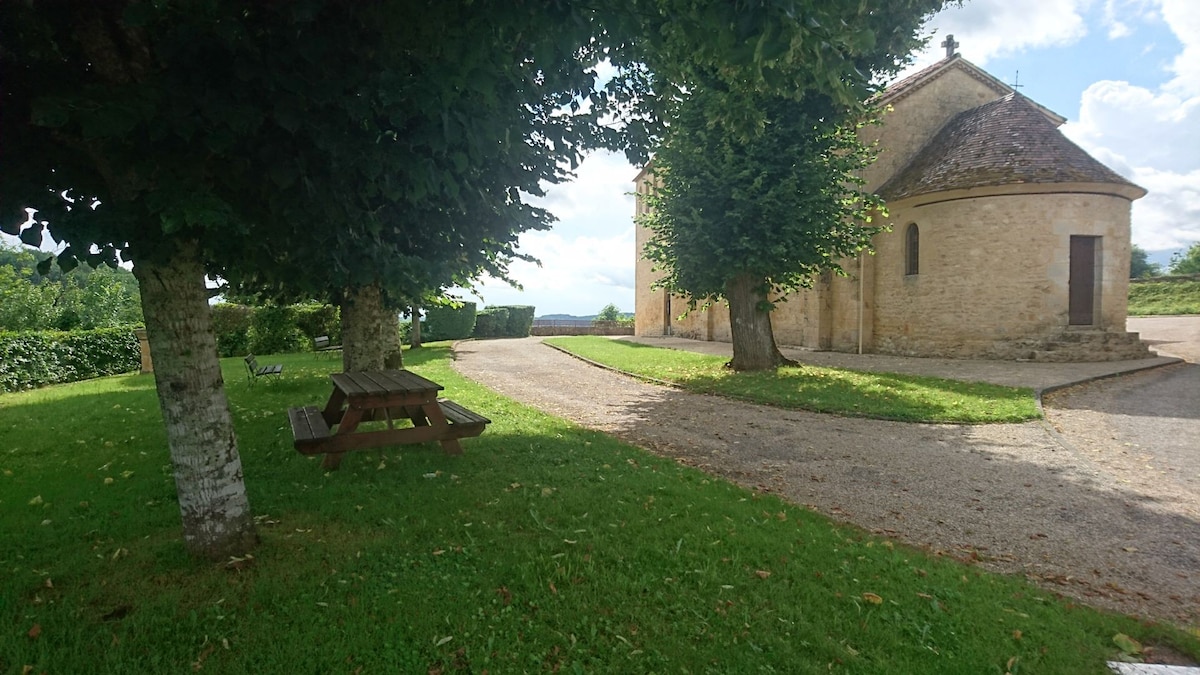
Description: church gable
xmin=864 ymin=54 xmax=1064 ymax=193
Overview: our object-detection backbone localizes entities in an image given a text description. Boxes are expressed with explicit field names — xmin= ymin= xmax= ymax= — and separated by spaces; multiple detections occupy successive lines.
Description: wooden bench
xmin=244 ymin=354 xmax=283 ymax=385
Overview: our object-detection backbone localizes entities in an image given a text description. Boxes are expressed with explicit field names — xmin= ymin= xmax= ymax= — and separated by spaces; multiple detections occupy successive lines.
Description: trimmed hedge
xmin=248 ymin=305 xmax=306 ymax=355
xmin=496 ymin=305 xmax=535 ymax=337
xmin=294 ymin=302 xmax=340 ymax=344
xmin=472 ymin=307 xmax=510 ymax=338
xmin=211 ymin=304 xmax=253 ymax=357
xmin=425 ymin=302 xmax=476 ymax=341
xmin=212 ymin=303 xmax=341 ymax=357
xmin=0 ymin=327 xmax=140 ymax=393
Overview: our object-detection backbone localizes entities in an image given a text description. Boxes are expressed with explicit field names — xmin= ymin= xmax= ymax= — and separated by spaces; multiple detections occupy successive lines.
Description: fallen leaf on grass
xmin=1113 ymin=633 xmax=1142 ymax=655
xmin=27 ymin=624 xmax=41 ymax=639
xmin=754 ymin=570 xmax=771 ymax=579
xmin=862 ymin=593 xmax=883 ymax=605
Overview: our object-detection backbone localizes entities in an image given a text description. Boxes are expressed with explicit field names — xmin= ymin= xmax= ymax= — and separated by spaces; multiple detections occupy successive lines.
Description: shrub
xmin=0 ymin=327 xmax=140 ymax=392
xmin=473 ymin=308 xmax=510 ymax=338
xmin=495 ymin=305 xmax=535 ymax=337
xmin=211 ymin=303 xmax=253 ymax=357
xmin=294 ymin=303 xmax=340 ymax=344
xmin=424 ymin=302 xmax=476 ymax=341
xmin=247 ymin=305 xmax=306 ymax=355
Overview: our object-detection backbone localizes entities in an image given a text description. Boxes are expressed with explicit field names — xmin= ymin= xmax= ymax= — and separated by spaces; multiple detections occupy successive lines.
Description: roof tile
xmin=877 ymin=93 xmax=1142 ymax=201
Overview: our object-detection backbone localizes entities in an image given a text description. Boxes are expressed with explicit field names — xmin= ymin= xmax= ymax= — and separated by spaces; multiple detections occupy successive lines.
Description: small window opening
xmin=905 ymin=223 xmax=920 ymax=276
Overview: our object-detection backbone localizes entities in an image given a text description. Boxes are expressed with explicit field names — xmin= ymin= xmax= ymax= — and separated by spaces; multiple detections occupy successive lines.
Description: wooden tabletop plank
xmin=331 ymin=369 xmax=443 ymax=398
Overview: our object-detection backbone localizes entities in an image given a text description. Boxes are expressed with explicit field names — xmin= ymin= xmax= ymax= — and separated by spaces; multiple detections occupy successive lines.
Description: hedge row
xmin=412 ymin=303 xmax=535 ymax=342
xmin=211 ymin=302 xmax=340 ymax=357
xmin=0 ymin=326 xmax=140 ymax=393
xmin=423 ymin=302 xmax=476 ymax=341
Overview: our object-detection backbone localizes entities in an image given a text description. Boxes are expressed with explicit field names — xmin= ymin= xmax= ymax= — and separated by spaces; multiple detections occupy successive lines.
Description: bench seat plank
xmin=289 ymin=405 xmax=332 ymax=452
xmin=438 ymin=399 xmax=490 ymax=438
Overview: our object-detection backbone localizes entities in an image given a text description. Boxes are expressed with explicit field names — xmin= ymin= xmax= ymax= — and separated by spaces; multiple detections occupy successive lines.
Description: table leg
xmin=322 ymin=407 xmax=365 ymax=471
xmin=321 ymin=389 xmax=347 ymax=427
xmin=421 ymin=401 xmax=463 ymax=456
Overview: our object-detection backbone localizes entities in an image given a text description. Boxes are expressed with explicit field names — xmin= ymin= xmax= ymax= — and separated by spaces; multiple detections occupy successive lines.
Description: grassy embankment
xmin=1128 ymin=279 xmax=1200 ymax=316
xmin=2 ymin=346 xmax=1195 ymax=673
xmin=545 ymin=336 xmax=1039 ymax=424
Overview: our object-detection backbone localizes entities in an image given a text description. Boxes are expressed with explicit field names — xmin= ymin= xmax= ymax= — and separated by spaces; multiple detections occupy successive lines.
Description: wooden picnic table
xmin=287 ymin=369 xmax=489 ymax=470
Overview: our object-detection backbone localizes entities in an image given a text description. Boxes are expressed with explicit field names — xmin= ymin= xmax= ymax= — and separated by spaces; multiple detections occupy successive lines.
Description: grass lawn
xmin=1128 ymin=280 xmax=1200 ymax=316
xmin=544 ymin=336 xmax=1039 ymax=424
xmin=2 ymin=347 xmax=1195 ymax=673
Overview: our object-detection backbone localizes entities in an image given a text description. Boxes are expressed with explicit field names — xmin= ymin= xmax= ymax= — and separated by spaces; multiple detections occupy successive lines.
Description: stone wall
xmin=870 ymin=191 xmax=1133 ymax=359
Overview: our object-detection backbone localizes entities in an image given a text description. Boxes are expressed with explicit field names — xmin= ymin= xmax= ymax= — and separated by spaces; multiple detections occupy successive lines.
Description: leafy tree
xmin=641 ymin=90 xmax=884 ymax=370
xmin=1 ymin=0 xmax=952 ymax=557
xmin=596 ymin=304 xmax=624 ymax=322
xmin=0 ymin=263 xmax=58 ymax=330
xmin=638 ymin=2 xmax=951 ymax=370
xmin=1130 ymin=244 xmax=1162 ymax=279
xmin=1169 ymin=242 xmax=1200 ymax=276
xmin=0 ymin=242 xmax=141 ymax=331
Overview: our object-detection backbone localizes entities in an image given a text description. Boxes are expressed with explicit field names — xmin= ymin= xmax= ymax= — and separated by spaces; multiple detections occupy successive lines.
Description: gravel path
xmin=453 ymin=337 xmax=1199 ymax=626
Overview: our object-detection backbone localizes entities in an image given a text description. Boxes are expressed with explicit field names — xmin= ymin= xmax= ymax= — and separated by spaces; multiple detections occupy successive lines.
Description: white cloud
xmin=461 ymin=229 xmax=635 ymax=315
xmin=459 ymin=151 xmax=638 ymax=315
xmin=1062 ymin=0 xmax=1200 ymax=252
xmin=1159 ymin=0 xmax=1200 ymax=95
xmin=1128 ymin=168 xmax=1200 ymax=250
xmin=901 ymin=0 xmax=1090 ymax=74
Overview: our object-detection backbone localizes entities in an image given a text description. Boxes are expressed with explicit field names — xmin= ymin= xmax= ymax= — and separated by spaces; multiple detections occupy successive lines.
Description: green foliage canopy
xmin=640 ymin=91 xmax=884 ymax=308
xmin=1169 ymin=242 xmax=1200 ymax=276
xmin=596 ymin=304 xmax=624 ymax=322
xmin=1130 ymin=244 xmax=1162 ymax=279
xmin=0 ymin=242 xmax=141 ymax=331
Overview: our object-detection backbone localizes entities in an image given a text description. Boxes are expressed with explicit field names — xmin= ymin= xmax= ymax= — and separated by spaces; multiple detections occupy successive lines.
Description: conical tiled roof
xmin=877 ymin=92 xmax=1144 ymax=202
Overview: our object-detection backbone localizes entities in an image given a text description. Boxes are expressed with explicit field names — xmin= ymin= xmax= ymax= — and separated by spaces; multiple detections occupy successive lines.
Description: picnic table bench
xmin=288 ymin=369 xmax=489 ymax=470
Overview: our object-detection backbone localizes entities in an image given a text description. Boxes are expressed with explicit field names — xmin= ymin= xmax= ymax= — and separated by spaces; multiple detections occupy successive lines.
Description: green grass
xmin=1128 ymin=280 xmax=1200 ymax=315
xmin=544 ymin=336 xmax=1040 ymax=424
xmin=2 ymin=347 xmax=1195 ymax=674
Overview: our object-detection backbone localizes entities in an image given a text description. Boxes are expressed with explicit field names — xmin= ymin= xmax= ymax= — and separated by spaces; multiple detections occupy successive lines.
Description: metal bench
xmin=313 ymin=335 xmax=342 ymax=356
xmin=244 ymin=354 xmax=283 ymax=385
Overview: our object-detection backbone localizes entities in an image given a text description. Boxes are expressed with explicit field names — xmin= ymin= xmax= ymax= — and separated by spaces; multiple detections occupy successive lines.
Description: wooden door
xmin=1069 ymin=236 xmax=1096 ymax=326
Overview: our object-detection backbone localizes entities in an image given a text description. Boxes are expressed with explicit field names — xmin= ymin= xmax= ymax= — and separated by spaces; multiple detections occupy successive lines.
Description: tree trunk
xmin=410 ymin=305 xmax=422 ymax=349
xmin=133 ymin=244 xmax=257 ymax=561
xmin=340 ymin=283 xmax=402 ymax=371
xmin=724 ymin=273 xmax=793 ymax=371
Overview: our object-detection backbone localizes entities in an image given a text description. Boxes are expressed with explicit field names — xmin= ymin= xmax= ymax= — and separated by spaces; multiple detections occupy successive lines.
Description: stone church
xmin=634 ymin=43 xmax=1154 ymax=362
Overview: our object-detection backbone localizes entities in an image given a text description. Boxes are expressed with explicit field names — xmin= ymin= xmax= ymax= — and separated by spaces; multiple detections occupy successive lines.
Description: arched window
xmin=905 ymin=223 xmax=920 ymax=276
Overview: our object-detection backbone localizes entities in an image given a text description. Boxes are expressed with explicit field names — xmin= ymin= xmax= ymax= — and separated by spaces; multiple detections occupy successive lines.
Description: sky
xmin=457 ymin=0 xmax=1200 ymax=316
xmin=6 ymin=1 xmax=1197 ymax=317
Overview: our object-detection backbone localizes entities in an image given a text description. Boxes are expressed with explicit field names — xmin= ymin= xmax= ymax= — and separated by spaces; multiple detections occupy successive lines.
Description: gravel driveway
xmin=452 ymin=327 xmax=1199 ymax=626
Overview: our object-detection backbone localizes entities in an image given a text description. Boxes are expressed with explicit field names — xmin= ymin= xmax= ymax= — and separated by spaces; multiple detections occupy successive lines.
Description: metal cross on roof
xmin=941 ymin=34 xmax=959 ymax=58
